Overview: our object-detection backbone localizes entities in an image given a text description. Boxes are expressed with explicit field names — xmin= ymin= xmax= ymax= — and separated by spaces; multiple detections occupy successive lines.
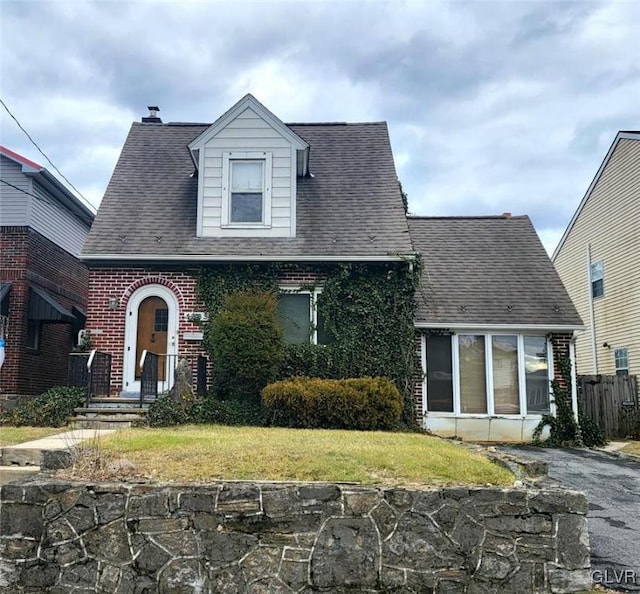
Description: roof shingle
xmin=82 ymin=121 xmax=413 ymax=259
xmin=408 ymin=216 xmax=583 ymax=327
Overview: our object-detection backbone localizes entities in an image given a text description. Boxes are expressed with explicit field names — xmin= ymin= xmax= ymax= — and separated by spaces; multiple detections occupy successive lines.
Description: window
xmin=590 ymin=260 xmax=604 ymax=298
xmin=231 ymin=161 xmax=263 ymax=223
xmin=524 ymin=336 xmax=549 ymax=413
xmin=615 ymin=348 xmax=629 ymax=376
xmin=425 ymin=334 xmax=454 ymax=412
xmin=26 ymin=320 xmax=40 ymax=351
xmin=154 ymin=308 xmax=168 ymax=332
xmin=423 ymin=333 xmax=551 ymax=415
xmin=459 ymin=335 xmax=487 ymax=413
xmin=222 ymin=152 xmax=272 ymax=226
xmin=278 ymin=289 xmax=330 ymax=345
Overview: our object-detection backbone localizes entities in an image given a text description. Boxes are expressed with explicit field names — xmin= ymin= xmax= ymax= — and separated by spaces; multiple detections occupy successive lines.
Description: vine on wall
xmin=196 ymin=260 xmax=420 ymax=427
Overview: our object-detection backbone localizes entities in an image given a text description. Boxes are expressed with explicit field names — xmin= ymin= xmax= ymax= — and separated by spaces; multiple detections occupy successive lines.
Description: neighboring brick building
xmin=81 ymin=95 xmax=583 ymax=441
xmin=0 ymin=146 xmax=94 ymax=404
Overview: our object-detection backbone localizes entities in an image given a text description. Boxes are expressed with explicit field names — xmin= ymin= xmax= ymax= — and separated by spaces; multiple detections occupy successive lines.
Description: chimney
xmin=501 ymin=212 xmax=512 ymax=218
xmin=142 ymin=106 xmax=162 ymax=123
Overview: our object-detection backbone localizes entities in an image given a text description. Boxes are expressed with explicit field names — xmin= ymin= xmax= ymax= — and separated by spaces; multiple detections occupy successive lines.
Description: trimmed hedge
xmin=262 ymin=376 xmax=402 ymax=430
xmin=0 ymin=386 xmax=85 ymax=427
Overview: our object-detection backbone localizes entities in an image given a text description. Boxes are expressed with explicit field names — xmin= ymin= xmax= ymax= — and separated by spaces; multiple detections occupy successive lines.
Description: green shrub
xmin=0 ymin=386 xmax=85 ymax=427
xmin=262 ymin=376 xmax=402 ymax=430
xmin=147 ymin=392 xmax=264 ymax=427
xmin=208 ymin=291 xmax=284 ymax=402
xmin=578 ymin=411 xmax=607 ymax=448
xmin=279 ymin=344 xmax=337 ymax=379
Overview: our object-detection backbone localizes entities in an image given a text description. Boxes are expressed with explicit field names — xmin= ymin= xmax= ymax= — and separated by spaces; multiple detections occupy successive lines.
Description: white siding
xmin=554 ymin=139 xmax=640 ymax=376
xmin=0 ymin=156 xmax=31 ymax=225
xmin=30 ymin=182 xmax=91 ymax=256
xmin=199 ymin=107 xmax=294 ymax=238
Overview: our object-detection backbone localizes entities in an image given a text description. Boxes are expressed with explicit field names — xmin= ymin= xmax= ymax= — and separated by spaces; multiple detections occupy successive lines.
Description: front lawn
xmin=100 ymin=425 xmax=513 ymax=486
xmin=621 ymin=440 xmax=640 ymax=456
xmin=0 ymin=426 xmax=64 ymax=447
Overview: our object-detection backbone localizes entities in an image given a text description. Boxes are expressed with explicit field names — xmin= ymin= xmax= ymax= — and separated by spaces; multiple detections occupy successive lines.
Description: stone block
xmin=548 ymin=567 xmax=592 ymax=593
xmin=41 ymin=449 xmax=73 ymax=470
xmin=152 ymin=530 xmax=199 ymax=557
xmin=135 ymin=542 xmax=171 ymax=575
xmin=262 ymin=486 xmax=301 ymax=517
xmin=128 ymin=492 xmax=170 ymax=518
xmin=529 ymin=490 xmax=588 ymax=515
xmin=19 ymin=561 xmax=60 ymax=589
xmin=555 ymin=514 xmax=590 ymax=569
xmin=311 ymin=517 xmax=379 ymax=588
xmin=96 ymin=492 xmax=126 ymax=524
xmin=0 ymin=536 xmax=39 ymax=560
xmin=240 ymin=545 xmax=282 ymax=583
xmin=209 ymin=564 xmax=247 ymax=594
xmin=343 ymin=489 xmax=381 ymax=516
xmin=179 ymin=490 xmax=218 ymax=513
xmin=58 ymin=558 xmax=99 ymax=589
xmin=484 ymin=514 xmax=552 ymax=534
xmin=40 ymin=538 xmax=86 ymax=565
xmin=370 ymin=499 xmax=398 ymax=541
xmin=217 ymin=483 xmax=261 ymax=514
xmin=0 ymin=502 xmax=43 ymax=539
xmin=201 ymin=531 xmax=259 ymax=567
xmin=84 ymin=520 xmax=132 ymax=564
xmin=158 ymin=558 xmax=208 ymax=593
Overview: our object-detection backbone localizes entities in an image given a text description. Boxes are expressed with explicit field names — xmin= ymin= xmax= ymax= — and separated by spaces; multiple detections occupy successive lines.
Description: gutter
xmin=586 ymin=243 xmax=598 ymax=373
xmin=80 ymin=253 xmax=418 ymax=263
xmin=413 ymin=323 xmax=585 ymax=332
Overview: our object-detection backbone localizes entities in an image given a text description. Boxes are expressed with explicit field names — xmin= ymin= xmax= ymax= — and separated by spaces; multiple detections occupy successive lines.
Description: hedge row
xmin=262 ymin=376 xmax=402 ymax=430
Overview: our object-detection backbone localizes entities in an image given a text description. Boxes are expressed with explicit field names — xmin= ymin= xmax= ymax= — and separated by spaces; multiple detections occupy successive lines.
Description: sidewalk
xmin=0 ymin=428 xmax=115 ymax=485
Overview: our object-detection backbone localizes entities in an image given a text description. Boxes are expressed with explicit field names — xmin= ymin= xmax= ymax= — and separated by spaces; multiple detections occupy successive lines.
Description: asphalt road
xmin=503 ymin=446 xmax=640 ymax=592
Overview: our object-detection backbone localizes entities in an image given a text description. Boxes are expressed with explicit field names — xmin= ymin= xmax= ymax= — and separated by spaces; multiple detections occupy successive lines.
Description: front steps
xmin=70 ymin=397 xmax=157 ymax=429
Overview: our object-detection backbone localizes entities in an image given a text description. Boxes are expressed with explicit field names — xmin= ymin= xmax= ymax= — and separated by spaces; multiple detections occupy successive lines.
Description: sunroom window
xmin=423 ymin=332 xmax=550 ymax=415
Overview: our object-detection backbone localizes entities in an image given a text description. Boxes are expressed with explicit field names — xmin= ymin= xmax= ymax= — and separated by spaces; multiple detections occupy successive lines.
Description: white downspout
xmin=586 ymin=243 xmax=598 ymax=373
xmin=570 ymin=335 xmax=580 ymax=422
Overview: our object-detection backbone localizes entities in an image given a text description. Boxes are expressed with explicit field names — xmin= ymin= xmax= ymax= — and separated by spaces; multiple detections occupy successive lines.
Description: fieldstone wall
xmin=0 ymin=479 xmax=591 ymax=593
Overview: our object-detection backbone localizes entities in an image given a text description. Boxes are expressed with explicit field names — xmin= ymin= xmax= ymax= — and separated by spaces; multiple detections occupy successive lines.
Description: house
xmin=0 ymin=146 xmax=94 ymax=404
xmin=80 ymin=94 xmax=582 ymax=441
xmin=553 ymin=131 xmax=640 ymax=378
xmin=409 ymin=215 xmax=583 ymax=441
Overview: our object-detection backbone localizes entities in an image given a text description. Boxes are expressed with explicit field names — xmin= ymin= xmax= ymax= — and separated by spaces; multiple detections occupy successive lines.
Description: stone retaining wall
xmin=0 ymin=479 xmax=591 ymax=593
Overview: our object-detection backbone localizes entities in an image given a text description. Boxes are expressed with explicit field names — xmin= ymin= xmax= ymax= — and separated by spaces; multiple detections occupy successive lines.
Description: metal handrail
xmin=87 ymin=348 xmax=96 ymax=370
xmin=139 ymin=349 xmax=148 ymax=369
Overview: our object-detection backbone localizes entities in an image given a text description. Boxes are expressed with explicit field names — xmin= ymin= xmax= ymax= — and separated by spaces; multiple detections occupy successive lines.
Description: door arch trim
xmin=123 ymin=284 xmax=179 ymax=394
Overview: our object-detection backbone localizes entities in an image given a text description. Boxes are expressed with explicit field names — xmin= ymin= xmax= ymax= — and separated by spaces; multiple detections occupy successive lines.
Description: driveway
xmin=503 ymin=446 xmax=640 ymax=592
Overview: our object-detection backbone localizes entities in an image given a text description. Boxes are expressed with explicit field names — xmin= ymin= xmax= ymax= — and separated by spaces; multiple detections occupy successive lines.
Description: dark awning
xmin=0 ymin=282 xmax=10 ymax=302
xmin=28 ymin=287 xmax=76 ymax=323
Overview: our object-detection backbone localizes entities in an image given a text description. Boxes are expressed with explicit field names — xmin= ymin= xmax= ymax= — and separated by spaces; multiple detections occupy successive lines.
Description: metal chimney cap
xmin=148 ymin=106 xmax=160 ymax=116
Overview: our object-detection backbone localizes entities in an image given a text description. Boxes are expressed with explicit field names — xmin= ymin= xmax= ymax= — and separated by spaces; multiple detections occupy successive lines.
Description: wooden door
xmin=135 ymin=296 xmax=168 ymax=380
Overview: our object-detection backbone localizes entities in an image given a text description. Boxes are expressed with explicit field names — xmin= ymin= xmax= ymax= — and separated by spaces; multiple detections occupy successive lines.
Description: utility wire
xmin=0 ymin=98 xmax=96 ymax=213
xmin=0 ymin=178 xmax=52 ymax=203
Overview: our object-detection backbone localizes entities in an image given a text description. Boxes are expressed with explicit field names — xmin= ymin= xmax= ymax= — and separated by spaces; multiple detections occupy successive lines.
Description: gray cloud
xmin=1 ymin=0 xmax=639 ymax=253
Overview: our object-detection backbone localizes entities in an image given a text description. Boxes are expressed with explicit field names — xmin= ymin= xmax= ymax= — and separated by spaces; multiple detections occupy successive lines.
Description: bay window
xmin=424 ymin=332 xmax=551 ymax=415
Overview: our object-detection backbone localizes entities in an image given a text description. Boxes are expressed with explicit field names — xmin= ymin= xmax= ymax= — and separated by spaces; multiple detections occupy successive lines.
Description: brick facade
xmin=86 ymin=267 xmax=327 ymax=396
xmin=0 ymin=227 xmax=89 ymax=402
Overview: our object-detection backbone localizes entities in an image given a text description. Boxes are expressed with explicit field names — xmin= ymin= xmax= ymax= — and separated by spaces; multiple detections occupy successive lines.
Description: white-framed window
xmin=614 ymin=347 xmax=629 ymax=377
xmin=423 ymin=332 xmax=551 ymax=416
xmin=221 ymin=151 xmax=272 ymax=227
xmin=590 ymin=260 xmax=604 ymax=298
xmin=278 ymin=288 xmax=330 ymax=345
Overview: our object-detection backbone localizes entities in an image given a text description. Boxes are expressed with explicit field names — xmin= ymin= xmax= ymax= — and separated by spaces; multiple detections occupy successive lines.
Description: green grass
xmin=100 ymin=425 xmax=513 ymax=486
xmin=621 ymin=440 xmax=640 ymax=456
xmin=0 ymin=426 xmax=64 ymax=447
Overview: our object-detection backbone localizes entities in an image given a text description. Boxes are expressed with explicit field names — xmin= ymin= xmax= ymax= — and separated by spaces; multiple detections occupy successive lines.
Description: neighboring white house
xmin=553 ymin=131 xmax=640 ymax=377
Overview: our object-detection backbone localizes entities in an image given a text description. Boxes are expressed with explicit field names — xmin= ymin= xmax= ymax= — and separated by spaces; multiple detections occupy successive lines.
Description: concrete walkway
xmin=0 ymin=428 xmax=115 ymax=486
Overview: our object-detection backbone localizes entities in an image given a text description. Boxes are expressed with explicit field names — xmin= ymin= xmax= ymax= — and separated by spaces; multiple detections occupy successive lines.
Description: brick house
xmin=80 ymin=95 xmax=582 ymax=441
xmin=0 ymin=146 xmax=94 ymax=404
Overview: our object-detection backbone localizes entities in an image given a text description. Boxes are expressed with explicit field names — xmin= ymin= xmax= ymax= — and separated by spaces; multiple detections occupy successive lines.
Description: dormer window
xmin=222 ymin=151 xmax=272 ymax=227
xmin=231 ymin=161 xmax=263 ymax=223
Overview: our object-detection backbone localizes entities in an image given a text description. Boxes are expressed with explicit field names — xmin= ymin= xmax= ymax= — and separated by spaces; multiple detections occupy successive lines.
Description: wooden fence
xmin=577 ymin=374 xmax=639 ymax=440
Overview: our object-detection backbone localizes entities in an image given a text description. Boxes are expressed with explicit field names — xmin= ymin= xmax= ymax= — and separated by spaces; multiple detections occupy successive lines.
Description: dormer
xmin=189 ymin=95 xmax=309 ymax=238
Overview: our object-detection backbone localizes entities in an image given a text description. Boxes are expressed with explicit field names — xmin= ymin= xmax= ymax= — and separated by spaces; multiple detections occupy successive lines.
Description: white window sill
xmin=221 ymin=223 xmax=271 ymax=229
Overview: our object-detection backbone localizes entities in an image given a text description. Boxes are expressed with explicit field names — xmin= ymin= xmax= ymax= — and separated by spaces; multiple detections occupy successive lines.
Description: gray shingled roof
xmin=408 ymin=216 xmax=583 ymax=327
xmin=82 ymin=121 xmax=413 ymax=259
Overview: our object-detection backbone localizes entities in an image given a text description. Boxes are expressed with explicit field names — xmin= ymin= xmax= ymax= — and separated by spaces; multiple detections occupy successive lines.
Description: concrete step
xmin=0 ymin=448 xmax=42 ymax=466
xmin=69 ymin=415 xmax=146 ymax=430
xmin=74 ymin=407 xmax=147 ymax=415
xmin=84 ymin=397 xmax=157 ymax=408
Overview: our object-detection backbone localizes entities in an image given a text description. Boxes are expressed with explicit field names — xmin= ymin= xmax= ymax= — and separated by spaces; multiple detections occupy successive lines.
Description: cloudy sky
xmin=2 ymin=0 xmax=638 ymax=254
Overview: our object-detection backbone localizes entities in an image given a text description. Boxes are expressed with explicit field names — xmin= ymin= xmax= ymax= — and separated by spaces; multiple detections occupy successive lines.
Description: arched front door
xmin=135 ymin=296 xmax=168 ymax=381
xmin=123 ymin=284 xmax=178 ymax=395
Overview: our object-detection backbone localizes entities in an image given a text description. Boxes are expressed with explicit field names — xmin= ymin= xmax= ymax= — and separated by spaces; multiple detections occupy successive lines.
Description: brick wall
xmin=0 ymin=227 xmax=89 ymax=400
xmin=86 ymin=267 xmax=325 ymax=395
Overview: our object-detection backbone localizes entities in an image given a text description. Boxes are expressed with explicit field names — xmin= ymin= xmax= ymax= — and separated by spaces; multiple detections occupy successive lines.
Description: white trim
xmin=420 ymin=333 xmax=427 ymax=417
xmin=415 ymin=322 xmax=584 ymax=331
xmin=196 ymin=148 xmax=204 ymax=237
xmin=586 ymin=243 xmax=598 ymax=373
xmin=569 ymin=338 xmax=579 ymax=423
xmin=123 ymin=284 xmax=179 ymax=394
xmin=82 ymin=253 xmax=415 ymax=262
xmin=290 ymin=145 xmax=297 ymax=238
xmin=552 ymin=131 xmax=640 ymax=261
xmin=188 ymin=94 xmax=308 ymax=156
xmin=547 ymin=336 xmax=556 ymax=416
